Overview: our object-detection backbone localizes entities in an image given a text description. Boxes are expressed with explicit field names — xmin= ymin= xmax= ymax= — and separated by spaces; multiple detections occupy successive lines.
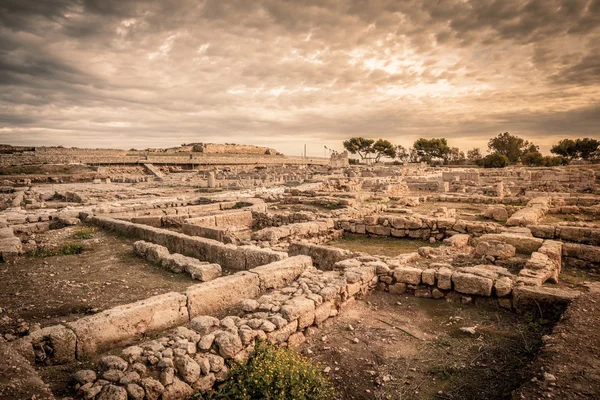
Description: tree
xmin=488 ymin=132 xmax=533 ymax=164
xmin=522 ymin=150 xmax=545 ymax=166
xmin=342 ymin=137 xmax=375 ymax=160
xmin=575 ymin=138 xmax=600 ymax=160
xmin=447 ymin=147 xmax=465 ymax=164
xmin=550 ymin=139 xmax=578 ymax=161
xmin=466 ymin=148 xmax=483 ymax=163
xmin=413 ymin=138 xmax=451 ymax=164
xmin=395 ymin=145 xmax=409 ymax=163
xmin=482 ymin=153 xmax=509 ymax=168
xmin=372 ymin=139 xmax=396 ymax=162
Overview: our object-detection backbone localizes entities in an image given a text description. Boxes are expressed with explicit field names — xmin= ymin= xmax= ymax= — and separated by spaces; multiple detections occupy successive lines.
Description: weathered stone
xmin=213 ymin=331 xmax=243 ymax=358
xmin=443 ymin=234 xmax=470 ymax=248
xmin=141 ymin=378 xmax=165 ymax=400
xmin=393 ymin=266 xmax=422 ymax=285
xmin=452 ymin=272 xmax=493 ymax=296
xmin=97 ymin=384 xmax=127 ymax=400
xmin=73 ymin=369 xmax=97 ymax=385
xmin=421 ymin=269 xmax=436 ymax=286
xmin=189 ymin=316 xmax=220 ymax=335
xmin=474 ymin=240 xmax=516 ymax=260
xmin=99 ymin=355 xmax=128 ymax=372
xmin=436 ymin=267 xmax=453 ymax=290
xmin=162 ymin=377 xmax=194 ymax=400
xmin=125 ymin=384 xmax=145 ymax=400
xmin=494 ymin=277 xmax=513 ymax=297
xmin=174 ymin=356 xmax=200 ymax=383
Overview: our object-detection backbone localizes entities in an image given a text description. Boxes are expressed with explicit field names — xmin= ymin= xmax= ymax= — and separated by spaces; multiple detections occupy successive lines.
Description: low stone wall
xmin=562 ymin=242 xmax=600 ymax=269
xmin=181 ymin=224 xmax=238 ymax=244
xmin=87 ymin=216 xmax=286 ymax=270
xmin=14 ymin=256 xmax=314 ymax=360
xmin=251 ymin=210 xmax=317 ymax=228
xmin=336 ymin=214 xmax=505 ymax=241
xmin=288 ymin=242 xmax=357 ymax=270
xmin=252 ymin=219 xmax=339 ymax=245
xmin=69 ymin=259 xmax=377 ymax=399
xmin=506 ymin=197 xmax=550 ymax=227
xmin=529 ymin=224 xmax=600 ymax=246
xmin=133 ymin=241 xmax=222 ymax=282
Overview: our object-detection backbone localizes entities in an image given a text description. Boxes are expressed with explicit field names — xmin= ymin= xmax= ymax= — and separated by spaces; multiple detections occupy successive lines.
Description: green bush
xmin=522 ymin=150 xmax=545 ymax=166
xmin=482 ymin=153 xmax=509 ymax=168
xmin=196 ymin=340 xmax=335 ymax=400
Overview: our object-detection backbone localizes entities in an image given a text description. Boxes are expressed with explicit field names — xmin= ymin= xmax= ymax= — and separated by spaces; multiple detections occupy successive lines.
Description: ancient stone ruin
xmin=1 ymin=143 xmax=599 ymax=399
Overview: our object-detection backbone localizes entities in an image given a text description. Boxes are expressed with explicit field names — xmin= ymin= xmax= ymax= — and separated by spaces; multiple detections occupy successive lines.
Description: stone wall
xmin=192 ymin=143 xmax=278 ymax=155
xmin=133 ymin=241 xmax=222 ymax=282
xmin=336 ymin=213 xmax=505 ymax=241
xmin=15 ymin=256 xmax=314 ymax=361
xmin=87 ymin=216 xmax=287 ymax=270
xmin=68 ymin=258 xmax=377 ymax=398
xmin=529 ymin=224 xmax=600 ymax=246
xmin=252 ymin=219 xmax=340 ymax=245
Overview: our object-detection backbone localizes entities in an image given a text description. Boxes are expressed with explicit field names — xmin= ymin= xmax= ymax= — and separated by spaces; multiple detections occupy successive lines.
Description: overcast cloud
xmin=0 ymin=0 xmax=599 ymax=156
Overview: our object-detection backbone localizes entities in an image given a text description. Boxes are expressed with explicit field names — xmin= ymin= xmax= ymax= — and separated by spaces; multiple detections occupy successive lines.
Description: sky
xmin=0 ymin=0 xmax=599 ymax=157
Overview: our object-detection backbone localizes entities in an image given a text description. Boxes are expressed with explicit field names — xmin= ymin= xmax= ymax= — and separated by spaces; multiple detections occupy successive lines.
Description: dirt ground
xmin=302 ymin=291 xmax=552 ymax=400
xmin=0 ymin=225 xmax=195 ymax=338
xmin=514 ymin=283 xmax=600 ymax=399
xmin=327 ymin=233 xmax=442 ymax=257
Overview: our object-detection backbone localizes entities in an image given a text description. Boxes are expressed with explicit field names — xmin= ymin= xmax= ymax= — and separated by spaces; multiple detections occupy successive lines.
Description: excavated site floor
xmin=302 ymin=291 xmax=554 ymax=400
xmin=0 ymin=226 xmax=194 ymax=334
xmin=327 ymin=233 xmax=442 ymax=257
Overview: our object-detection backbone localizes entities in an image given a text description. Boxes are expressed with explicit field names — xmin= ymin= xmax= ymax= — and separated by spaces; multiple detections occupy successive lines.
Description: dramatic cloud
xmin=1 ymin=0 xmax=599 ymax=155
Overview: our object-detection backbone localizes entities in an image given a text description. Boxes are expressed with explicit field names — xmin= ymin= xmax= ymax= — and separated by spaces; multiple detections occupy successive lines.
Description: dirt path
xmin=302 ymin=291 xmax=551 ymax=400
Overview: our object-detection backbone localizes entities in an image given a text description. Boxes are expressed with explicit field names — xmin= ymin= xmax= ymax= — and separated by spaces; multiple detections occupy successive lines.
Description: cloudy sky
xmin=1 ymin=0 xmax=599 ymax=156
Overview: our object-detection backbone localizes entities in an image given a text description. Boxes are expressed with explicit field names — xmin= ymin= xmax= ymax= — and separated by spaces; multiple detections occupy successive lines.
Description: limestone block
xmin=249 ymin=256 xmax=312 ymax=291
xmin=68 ymin=292 xmax=188 ymax=355
xmin=443 ymin=234 xmax=470 ymax=248
xmin=474 ymin=240 xmax=516 ymax=259
xmin=436 ymin=267 xmax=453 ymax=290
xmin=393 ymin=266 xmax=422 ymax=285
xmin=452 ymin=272 xmax=493 ymax=296
xmin=26 ymin=325 xmax=77 ymax=363
xmin=186 ymin=272 xmax=260 ymax=318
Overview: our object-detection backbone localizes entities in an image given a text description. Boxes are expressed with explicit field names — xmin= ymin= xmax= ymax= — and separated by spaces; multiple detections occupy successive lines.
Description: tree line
xmin=343 ymin=133 xmax=600 ymax=168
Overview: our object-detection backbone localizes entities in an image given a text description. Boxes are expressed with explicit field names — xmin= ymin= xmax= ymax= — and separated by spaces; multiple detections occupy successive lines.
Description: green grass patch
xmin=194 ymin=340 xmax=335 ymax=400
xmin=27 ymin=243 xmax=84 ymax=258
xmin=71 ymin=227 xmax=97 ymax=240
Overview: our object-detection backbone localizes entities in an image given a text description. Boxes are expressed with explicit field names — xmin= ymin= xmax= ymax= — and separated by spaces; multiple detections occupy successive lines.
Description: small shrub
xmin=482 ymin=153 xmax=509 ymax=168
xmin=27 ymin=243 xmax=84 ymax=258
xmin=195 ymin=340 xmax=335 ymax=400
xmin=71 ymin=227 xmax=96 ymax=240
xmin=231 ymin=201 xmax=253 ymax=209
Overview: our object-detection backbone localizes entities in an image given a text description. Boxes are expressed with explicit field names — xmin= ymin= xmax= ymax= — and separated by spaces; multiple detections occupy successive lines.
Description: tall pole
xmin=304 ymin=144 xmax=307 ymax=159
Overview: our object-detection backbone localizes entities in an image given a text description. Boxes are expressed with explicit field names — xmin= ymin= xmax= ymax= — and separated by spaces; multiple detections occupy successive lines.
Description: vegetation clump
xmin=196 ymin=340 xmax=335 ymax=400
xmin=71 ymin=226 xmax=97 ymax=239
xmin=482 ymin=153 xmax=510 ymax=168
xmin=27 ymin=243 xmax=84 ymax=258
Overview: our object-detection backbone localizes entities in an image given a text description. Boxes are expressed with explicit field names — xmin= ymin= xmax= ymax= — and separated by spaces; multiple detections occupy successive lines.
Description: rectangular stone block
xmin=68 ymin=292 xmax=189 ymax=355
xmin=186 ymin=272 xmax=260 ymax=318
